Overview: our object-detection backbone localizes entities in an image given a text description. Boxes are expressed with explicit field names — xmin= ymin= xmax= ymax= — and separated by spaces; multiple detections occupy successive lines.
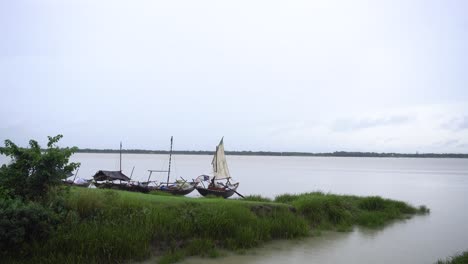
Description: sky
xmin=0 ymin=0 xmax=467 ymax=153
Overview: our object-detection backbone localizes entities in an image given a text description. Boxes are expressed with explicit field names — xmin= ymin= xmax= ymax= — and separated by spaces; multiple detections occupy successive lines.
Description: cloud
xmin=433 ymin=139 xmax=460 ymax=148
xmin=458 ymin=116 xmax=468 ymax=130
xmin=457 ymin=143 xmax=468 ymax=149
xmin=441 ymin=116 xmax=468 ymax=131
xmin=331 ymin=115 xmax=411 ymax=132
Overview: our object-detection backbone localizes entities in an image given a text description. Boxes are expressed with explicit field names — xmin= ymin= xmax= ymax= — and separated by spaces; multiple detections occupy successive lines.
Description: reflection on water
xmin=1 ymin=154 xmax=467 ymax=263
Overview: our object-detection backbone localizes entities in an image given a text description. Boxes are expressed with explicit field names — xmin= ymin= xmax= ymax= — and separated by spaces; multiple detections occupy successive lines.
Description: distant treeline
xmin=75 ymin=149 xmax=468 ymax=158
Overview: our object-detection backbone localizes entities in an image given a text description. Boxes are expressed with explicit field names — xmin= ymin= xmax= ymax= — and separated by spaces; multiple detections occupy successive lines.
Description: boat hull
xmin=157 ymin=186 xmax=196 ymax=195
xmin=196 ymin=186 xmax=237 ymax=198
xmin=154 ymin=182 xmax=198 ymax=195
xmin=95 ymin=182 xmax=150 ymax=193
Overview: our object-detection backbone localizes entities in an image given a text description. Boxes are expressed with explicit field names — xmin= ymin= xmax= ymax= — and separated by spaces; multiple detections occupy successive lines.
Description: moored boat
xmin=145 ymin=137 xmax=198 ymax=195
xmin=92 ymin=142 xmax=149 ymax=192
xmin=195 ymin=138 xmax=240 ymax=198
xmin=62 ymin=168 xmax=93 ymax=187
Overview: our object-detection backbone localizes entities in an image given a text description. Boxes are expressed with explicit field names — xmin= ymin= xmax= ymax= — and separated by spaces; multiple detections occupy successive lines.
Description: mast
xmin=119 ymin=142 xmax=122 ymax=172
xmin=130 ymin=166 xmax=135 ymax=180
xmin=167 ymin=136 xmax=173 ymax=186
xmin=72 ymin=168 xmax=79 ymax=182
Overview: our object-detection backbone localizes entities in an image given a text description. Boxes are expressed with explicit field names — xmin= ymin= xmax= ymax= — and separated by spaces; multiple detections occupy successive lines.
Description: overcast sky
xmin=1 ymin=0 xmax=467 ymax=153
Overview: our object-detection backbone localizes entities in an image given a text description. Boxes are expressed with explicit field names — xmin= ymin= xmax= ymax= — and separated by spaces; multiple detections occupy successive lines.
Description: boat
xmin=62 ymin=168 xmax=93 ymax=187
xmin=94 ymin=173 xmax=149 ymax=193
xmin=195 ymin=138 xmax=240 ymax=198
xmin=144 ymin=136 xmax=198 ymax=195
xmin=92 ymin=142 xmax=148 ymax=193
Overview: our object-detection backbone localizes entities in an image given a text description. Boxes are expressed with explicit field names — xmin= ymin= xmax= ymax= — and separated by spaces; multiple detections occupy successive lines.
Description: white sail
xmin=212 ymin=138 xmax=231 ymax=179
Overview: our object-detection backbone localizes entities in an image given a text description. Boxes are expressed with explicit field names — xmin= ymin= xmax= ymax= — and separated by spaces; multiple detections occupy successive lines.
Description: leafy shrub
xmin=0 ymin=197 xmax=58 ymax=253
xmin=0 ymin=135 xmax=79 ymax=200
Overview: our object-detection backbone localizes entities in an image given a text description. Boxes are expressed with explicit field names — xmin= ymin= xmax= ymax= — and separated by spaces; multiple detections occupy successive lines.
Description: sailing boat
xmin=195 ymin=137 xmax=240 ymax=198
xmin=145 ymin=137 xmax=198 ymax=195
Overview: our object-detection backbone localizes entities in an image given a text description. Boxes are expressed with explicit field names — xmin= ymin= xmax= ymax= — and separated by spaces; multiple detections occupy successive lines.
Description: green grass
xmin=275 ymin=192 xmax=429 ymax=230
xmin=436 ymin=251 xmax=468 ymax=264
xmin=3 ymin=188 xmax=429 ymax=263
xmin=242 ymin=195 xmax=273 ymax=202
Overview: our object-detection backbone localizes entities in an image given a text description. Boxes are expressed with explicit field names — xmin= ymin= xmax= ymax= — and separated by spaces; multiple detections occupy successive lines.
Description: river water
xmin=2 ymin=153 xmax=467 ymax=263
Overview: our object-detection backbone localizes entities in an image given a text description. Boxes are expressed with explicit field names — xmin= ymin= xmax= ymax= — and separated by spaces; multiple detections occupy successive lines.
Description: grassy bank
xmin=4 ymin=188 xmax=428 ymax=264
xmin=271 ymin=192 xmax=429 ymax=231
xmin=436 ymin=251 xmax=468 ymax=264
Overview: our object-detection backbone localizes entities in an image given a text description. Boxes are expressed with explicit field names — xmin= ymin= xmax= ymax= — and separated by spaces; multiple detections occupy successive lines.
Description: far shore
xmin=74 ymin=149 xmax=468 ymax=159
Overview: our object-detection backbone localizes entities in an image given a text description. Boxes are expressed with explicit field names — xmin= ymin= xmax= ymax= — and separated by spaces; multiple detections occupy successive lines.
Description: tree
xmin=0 ymin=135 xmax=79 ymax=200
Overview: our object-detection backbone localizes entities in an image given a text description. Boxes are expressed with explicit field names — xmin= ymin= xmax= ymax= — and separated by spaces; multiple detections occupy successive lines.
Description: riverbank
xmin=4 ymin=188 xmax=428 ymax=264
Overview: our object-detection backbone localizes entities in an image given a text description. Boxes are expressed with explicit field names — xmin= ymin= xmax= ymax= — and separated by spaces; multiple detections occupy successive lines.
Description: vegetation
xmin=242 ymin=194 xmax=273 ymax=202
xmin=74 ymin=148 xmax=468 ymax=158
xmin=275 ymin=192 xmax=429 ymax=230
xmin=1 ymin=188 xmax=429 ymax=263
xmin=0 ymin=135 xmax=79 ymax=200
xmin=0 ymin=135 xmax=78 ymax=256
xmin=436 ymin=251 xmax=468 ymax=264
xmin=2 ymin=188 xmax=308 ymax=263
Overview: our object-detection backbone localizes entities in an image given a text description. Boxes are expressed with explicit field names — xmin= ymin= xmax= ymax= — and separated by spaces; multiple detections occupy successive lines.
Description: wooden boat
xmin=93 ymin=170 xmax=149 ymax=193
xmin=145 ymin=137 xmax=198 ymax=195
xmin=92 ymin=142 xmax=148 ymax=192
xmin=63 ymin=179 xmax=92 ymax=188
xmin=195 ymin=179 xmax=239 ymax=198
xmin=156 ymin=181 xmax=199 ymax=195
xmin=196 ymin=138 xmax=240 ymax=198
xmin=62 ymin=168 xmax=92 ymax=187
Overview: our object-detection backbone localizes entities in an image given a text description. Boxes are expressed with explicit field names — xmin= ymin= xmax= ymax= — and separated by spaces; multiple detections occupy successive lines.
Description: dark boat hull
xmin=153 ymin=182 xmax=198 ymax=195
xmin=95 ymin=182 xmax=149 ymax=193
xmin=196 ymin=187 xmax=236 ymax=198
xmin=156 ymin=186 xmax=196 ymax=195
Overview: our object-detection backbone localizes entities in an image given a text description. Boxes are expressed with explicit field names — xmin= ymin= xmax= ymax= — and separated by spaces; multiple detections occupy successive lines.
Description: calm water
xmin=2 ymin=153 xmax=467 ymax=263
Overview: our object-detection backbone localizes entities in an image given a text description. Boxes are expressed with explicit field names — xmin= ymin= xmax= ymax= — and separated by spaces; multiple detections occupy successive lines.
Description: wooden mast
xmin=167 ymin=136 xmax=173 ymax=187
xmin=72 ymin=168 xmax=80 ymax=182
xmin=119 ymin=141 xmax=122 ymax=172
xmin=130 ymin=166 xmax=135 ymax=179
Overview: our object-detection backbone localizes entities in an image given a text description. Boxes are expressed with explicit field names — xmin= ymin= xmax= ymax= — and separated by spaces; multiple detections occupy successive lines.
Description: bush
xmin=0 ymin=135 xmax=79 ymax=200
xmin=0 ymin=197 xmax=58 ymax=254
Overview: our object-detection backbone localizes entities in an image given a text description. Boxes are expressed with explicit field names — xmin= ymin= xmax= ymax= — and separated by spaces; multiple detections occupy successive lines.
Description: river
xmin=2 ymin=153 xmax=467 ymax=263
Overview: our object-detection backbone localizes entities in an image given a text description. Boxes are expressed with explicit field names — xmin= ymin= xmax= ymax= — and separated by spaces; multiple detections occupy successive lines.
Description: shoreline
xmin=74 ymin=149 xmax=468 ymax=159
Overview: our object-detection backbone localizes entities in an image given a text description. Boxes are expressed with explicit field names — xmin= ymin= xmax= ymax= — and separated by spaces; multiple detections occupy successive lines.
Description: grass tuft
xmin=243 ymin=195 xmax=272 ymax=202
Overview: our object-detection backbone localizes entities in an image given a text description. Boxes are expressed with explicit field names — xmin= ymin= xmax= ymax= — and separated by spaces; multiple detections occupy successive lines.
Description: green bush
xmin=0 ymin=135 xmax=79 ymax=201
xmin=0 ymin=197 xmax=58 ymax=254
